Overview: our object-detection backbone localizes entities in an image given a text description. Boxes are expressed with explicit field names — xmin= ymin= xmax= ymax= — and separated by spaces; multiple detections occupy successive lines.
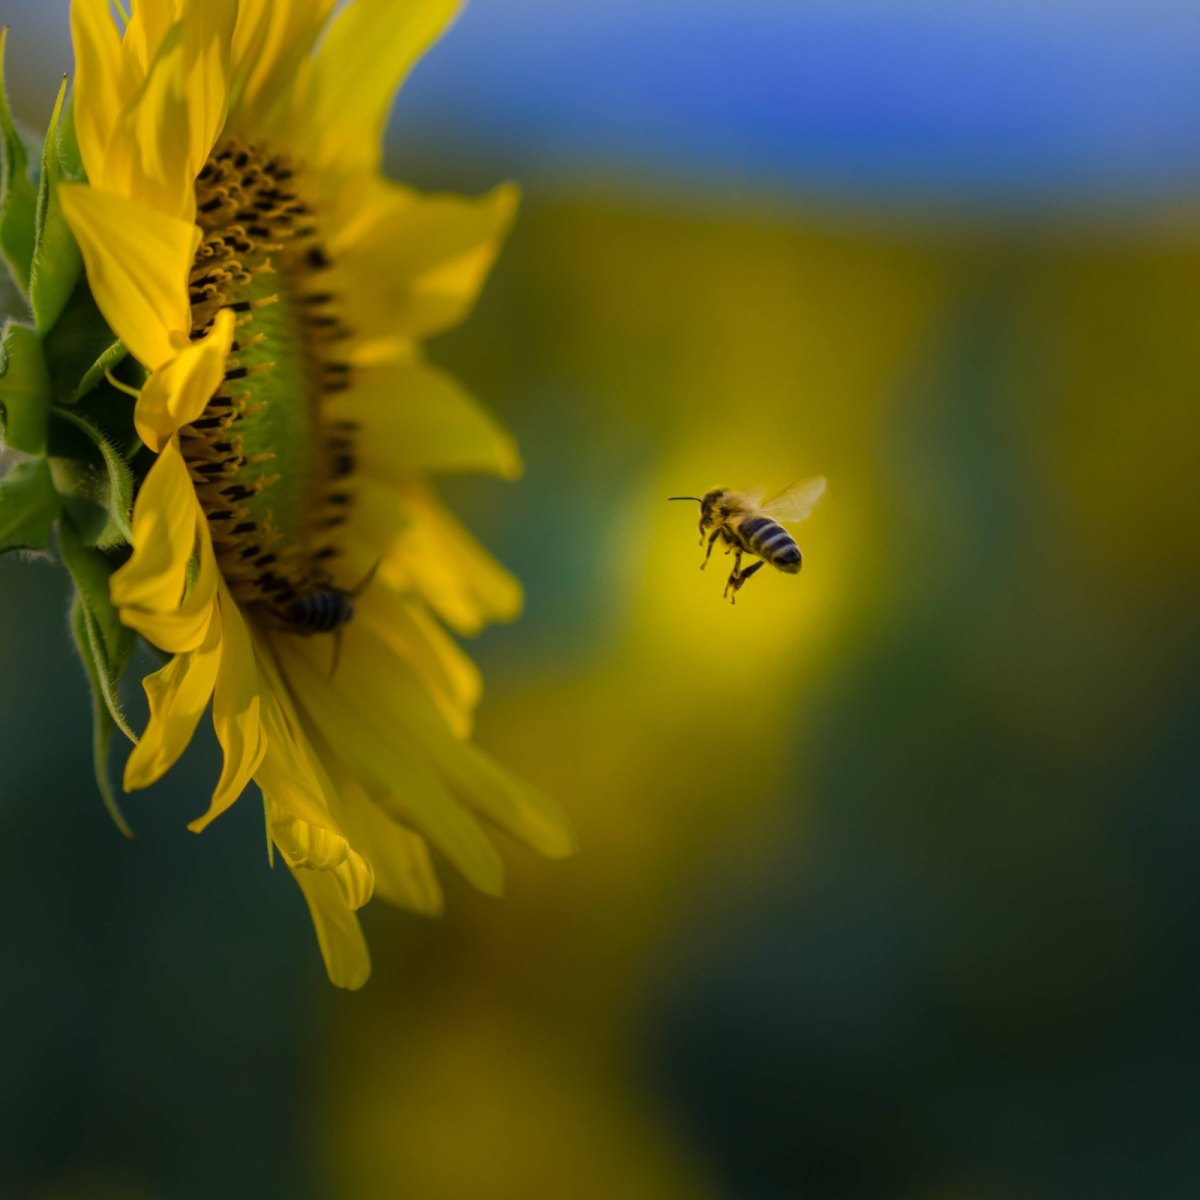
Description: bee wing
xmin=760 ymin=476 xmax=826 ymax=523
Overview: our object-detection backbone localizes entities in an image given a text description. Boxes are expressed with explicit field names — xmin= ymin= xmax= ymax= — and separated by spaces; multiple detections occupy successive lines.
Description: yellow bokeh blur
xmin=307 ymin=202 xmax=1200 ymax=1196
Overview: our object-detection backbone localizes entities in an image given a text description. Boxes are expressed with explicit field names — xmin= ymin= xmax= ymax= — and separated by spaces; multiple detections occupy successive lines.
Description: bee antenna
xmin=667 ymin=496 xmax=703 ymax=503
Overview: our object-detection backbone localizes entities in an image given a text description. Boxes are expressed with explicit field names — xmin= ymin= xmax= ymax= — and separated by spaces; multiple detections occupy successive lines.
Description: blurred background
xmin=3 ymin=1 xmax=1200 ymax=1197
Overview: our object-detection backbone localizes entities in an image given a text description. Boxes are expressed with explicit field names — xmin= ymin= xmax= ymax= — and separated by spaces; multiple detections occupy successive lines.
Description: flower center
xmin=181 ymin=138 xmax=357 ymax=624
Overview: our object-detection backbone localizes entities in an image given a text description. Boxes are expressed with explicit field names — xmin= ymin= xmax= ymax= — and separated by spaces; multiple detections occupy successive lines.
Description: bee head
xmin=698 ymin=488 xmax=727 ymax=534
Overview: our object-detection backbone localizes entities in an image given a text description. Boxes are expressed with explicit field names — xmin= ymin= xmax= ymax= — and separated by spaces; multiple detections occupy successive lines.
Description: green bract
xmin=0 ymin=26 xmax=143 ymax=834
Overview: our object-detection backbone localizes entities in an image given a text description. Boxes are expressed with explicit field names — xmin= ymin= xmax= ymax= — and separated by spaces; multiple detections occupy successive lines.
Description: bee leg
xmin=350 ymin=559 xmax=382 ymax=598
xmin=700 ymin=529 xmax=721 ymax=570
xmin=723 ymin=548 xmax=744 ymax=601
xmin=730 ymin=560 xmax=766 ymax=601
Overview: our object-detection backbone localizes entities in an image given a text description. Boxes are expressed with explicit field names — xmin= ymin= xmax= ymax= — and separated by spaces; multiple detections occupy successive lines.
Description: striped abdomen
xmin=283 ymin=589 xmax=355 ymax=633
xmin=738 ymin=516 xmax=803 ymax=573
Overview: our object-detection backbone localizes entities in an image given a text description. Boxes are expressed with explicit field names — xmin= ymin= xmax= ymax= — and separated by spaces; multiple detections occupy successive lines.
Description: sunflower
xmin=0 ymin=0 xmax=573 ymax=989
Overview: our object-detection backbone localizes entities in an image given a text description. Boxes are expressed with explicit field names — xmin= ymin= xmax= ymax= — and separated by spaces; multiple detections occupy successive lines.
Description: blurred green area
xmin=4 ymin=178 xmax=1200 ymax=1200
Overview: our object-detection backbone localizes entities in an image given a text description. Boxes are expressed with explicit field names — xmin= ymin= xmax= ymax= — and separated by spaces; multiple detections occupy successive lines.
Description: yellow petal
xmin=278 ymin=637 xmax=505 ymax=896
xmin=97 ymin=4 xmax=233 ymax=220
xmin=249 ymin=655 xmax=376 ymax=910
xmin=300 ymin=0 xmax=460 ymax=174
xmin=111 ymin=440 xmax=219 ymax=653
xmin=123 ymin=609 xmax=222 ymax=791
xmin=70 ymin=0 xmax=128 ymax=186
xmin=290 ymin=864 xmax=371 ymax=990
xmin=136 ymin=308 xmax=234 ymax=451
xmin=343 ymin=337 xmax=419 ymax=369
xmin=111 ymin=439 xmax=196 ymax=609
xmin=138 ymin=0 xmax=234 ymax=193
xmin=179 ymin=0 xmax=237 ymax=183
xmin=338 ymin=783 xmax=444 ymax=915
xmin=230 ymin=0 xmax=338 ymax=134
xmin=338 ymin=625 xmax=576 ymax=860
xmin=327 ymin=178 xmax=515 ymax=272
xmin=329 ymin=852 xmax=373 ymax=911
xmin=188 ymin=584 xmax=264 ymax=831
xmin=270 ymin=808 xmax=352 ymax=873
xmin=104 ymin=30 xmax=192 ymax=218
xmin=325 ymin=357 xmax=521 ymax=481
xmin=269 ymin=803 xmax=374 ymax=912
xmin=252 ymin=657 xmax=357 ymax=836
xmin=122 ymin=1 xmax=179 ymax=78
xmin=59 ymin=185 xmax=196 ymax=370
xmin=356 ymin=584 xmax=481 ymax=737
xmin=444 ymin=744 xmax=577 ymax=860
xmin=408 ymin=242 xmax=509 ymax=338
xmin=334 ymin=182 xmax=518 ymax=343
xmin=370 ymin=483 xmax=522 ymax=635
xmin=324 ymin=844 xmax=374 ymax=907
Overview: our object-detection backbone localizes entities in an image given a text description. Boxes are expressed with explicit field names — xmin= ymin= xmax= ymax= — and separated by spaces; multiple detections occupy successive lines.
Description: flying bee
xmin=669 ymin=477 xmax=826 ymax=603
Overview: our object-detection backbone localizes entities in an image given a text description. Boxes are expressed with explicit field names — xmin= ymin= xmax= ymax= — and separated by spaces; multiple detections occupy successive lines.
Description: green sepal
xmin=0 ymin=245 xmax=25 ymax=322
xmin=0 ymin=455 xmax=59 ymax=552
xmin=0 ymin=27 xmax=37 ymax=297
xmin=44 ymin=277 xmax=131 ymax=404
xmin=0 ymin=318 xmax=51 ymax=452
xmin=59 ymin=517 xmax=137 ymax=740
xmin=69 ymin=595 xmax=136 ymax=839
xmin=62 ymin=518 xmax=138 ymax=840
xmin=48 ymin=406 xmax=136 ymax=548
xmin=55 ymin=86 xmax=83 ymax=181
xmin=75 ymin=337 xmax=130 ymax=402
xmin=30 ymin=76 xmax=83 ymax=336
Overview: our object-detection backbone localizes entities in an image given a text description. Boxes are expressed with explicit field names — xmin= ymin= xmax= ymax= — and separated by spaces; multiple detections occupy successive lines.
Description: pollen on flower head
xmin=181 ymin=138 xmax=360 ymax=626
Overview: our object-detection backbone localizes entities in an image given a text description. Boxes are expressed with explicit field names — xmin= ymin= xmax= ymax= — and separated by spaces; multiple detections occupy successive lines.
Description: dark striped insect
xmin=278 ymin=563 xmax=381 ymax=673
xmin=668 ymin=478 xmax=826 ymax=603
xmin=279 ymin=561 xmax=380 ymax=635
xmin=283 ymin=587 xmax=357 ymax=633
